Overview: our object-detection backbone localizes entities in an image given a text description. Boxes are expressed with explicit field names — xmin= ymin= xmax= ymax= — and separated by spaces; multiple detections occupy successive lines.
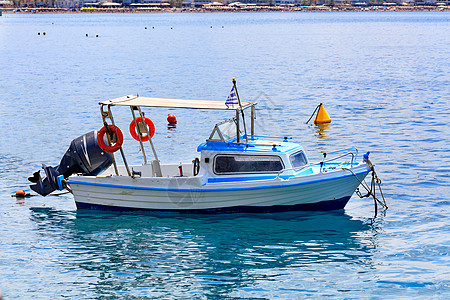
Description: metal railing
xmin=275 ymin=147 xmax=359 ymax=179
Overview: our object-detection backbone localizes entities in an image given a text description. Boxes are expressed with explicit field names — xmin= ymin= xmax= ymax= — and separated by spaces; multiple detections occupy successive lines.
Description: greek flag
xmin=225 ymin=86 xmax=238 ymax=109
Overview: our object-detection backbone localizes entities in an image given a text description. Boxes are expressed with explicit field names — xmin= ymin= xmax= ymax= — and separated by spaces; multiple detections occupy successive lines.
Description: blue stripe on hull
xmin=68 ymin=168 xmax=370 ymax=193
xmin=75 ymin=196 xmax=351 ymax=214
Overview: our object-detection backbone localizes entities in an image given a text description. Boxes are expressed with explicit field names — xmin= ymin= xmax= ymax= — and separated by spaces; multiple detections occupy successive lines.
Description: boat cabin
xmin=98 ymin=94 xmax=310 ymax=181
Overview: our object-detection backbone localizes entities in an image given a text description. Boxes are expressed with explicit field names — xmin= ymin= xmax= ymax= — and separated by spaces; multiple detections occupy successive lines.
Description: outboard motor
xmin=29 ymin=130 xmax=113 ymax=196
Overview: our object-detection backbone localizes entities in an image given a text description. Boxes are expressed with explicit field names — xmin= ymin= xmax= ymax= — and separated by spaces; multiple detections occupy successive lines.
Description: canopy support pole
xmin=100 ymin=105 xmax=119 ymax=176
xmin=136 ymin=106 xmax=162 ymax=177
xmin=130 ymin=106 xmax=148 ymax=165
xmin=107 ymin=105 xmax=132 ymax=177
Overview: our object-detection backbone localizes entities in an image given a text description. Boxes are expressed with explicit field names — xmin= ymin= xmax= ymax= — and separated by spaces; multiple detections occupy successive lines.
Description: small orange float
xmin=15 ymin=190 xmax=26 ymax=197
xmin=167 ymin=114 xmax=177 ymax=124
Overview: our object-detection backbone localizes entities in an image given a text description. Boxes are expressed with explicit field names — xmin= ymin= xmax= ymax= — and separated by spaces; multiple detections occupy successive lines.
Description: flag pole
xmin=232 ymin=77 xmax=248 ymax=144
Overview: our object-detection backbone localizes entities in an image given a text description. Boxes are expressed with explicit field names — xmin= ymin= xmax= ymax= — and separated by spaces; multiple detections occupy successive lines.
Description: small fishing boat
xmin=29 ymin=80 xmax=378 ymax=213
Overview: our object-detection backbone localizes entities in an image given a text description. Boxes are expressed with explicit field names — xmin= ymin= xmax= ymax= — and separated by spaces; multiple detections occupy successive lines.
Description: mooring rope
xmin=342 ymin=161 xmax=387 ymax=217
xmin=305 ymin=103 xmax=321 ymax=124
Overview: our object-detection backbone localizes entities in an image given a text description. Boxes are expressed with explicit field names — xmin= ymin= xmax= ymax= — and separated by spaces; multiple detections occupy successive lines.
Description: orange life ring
xmin=97 ymin=125 xmax=124 ymax=153
xmin=129 ymin=116 xmax=155 ymax=142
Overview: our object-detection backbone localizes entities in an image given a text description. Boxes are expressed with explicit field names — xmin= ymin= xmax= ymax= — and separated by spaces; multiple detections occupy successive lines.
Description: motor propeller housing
xmin=29 ymin=130 xmax=113 ymax=196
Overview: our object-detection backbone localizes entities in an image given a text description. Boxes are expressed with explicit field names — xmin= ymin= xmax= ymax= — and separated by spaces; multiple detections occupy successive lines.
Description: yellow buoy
xmin=314 ymin=103 xmax=331 ymax=124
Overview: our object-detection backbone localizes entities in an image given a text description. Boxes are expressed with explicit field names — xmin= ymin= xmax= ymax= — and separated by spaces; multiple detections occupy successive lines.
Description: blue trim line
xmin=208 ymin=175 xmax=279 ymax=183
xmin=75 ymin=196 xmax=351 ymax=213
xmin=68 ymin=168 xmax=370 ymax=193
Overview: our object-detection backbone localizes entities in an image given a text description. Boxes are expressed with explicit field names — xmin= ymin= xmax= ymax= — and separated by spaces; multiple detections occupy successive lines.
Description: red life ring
xmin=97 ymin=125 xmax=124 ymax=153
xmin=129 ymin=116 xmax=155 ymax=142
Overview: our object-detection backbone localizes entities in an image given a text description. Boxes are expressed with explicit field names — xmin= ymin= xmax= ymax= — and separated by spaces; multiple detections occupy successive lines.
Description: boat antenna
xmin=232 ymin=77 xmax=248 ymax=145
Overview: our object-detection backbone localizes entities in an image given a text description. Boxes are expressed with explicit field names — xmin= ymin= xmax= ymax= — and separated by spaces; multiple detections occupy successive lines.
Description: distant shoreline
xmin=2 ymin=5 xmax=449 ymax=14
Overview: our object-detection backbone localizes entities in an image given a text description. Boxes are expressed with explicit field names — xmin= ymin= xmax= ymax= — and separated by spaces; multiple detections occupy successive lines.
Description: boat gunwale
xmin=67 ymin=165 xmax=371 ymax=193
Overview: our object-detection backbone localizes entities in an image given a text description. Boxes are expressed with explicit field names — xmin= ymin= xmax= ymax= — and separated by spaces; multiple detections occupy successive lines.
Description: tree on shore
xmin=369 ymin=0 xmax=385 ymax=5
xmin=169 ymin=0 xmax=182 ymax=8
xmin=12 ymin=0 xmax=21 ymax=8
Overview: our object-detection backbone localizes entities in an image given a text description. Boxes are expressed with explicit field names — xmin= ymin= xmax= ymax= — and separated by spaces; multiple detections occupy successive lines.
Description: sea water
xmin=0 ymin=12 xmax=449 ymax=298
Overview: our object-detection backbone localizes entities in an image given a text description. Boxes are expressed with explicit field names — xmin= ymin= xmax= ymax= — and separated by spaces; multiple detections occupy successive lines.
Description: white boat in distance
xmin=29 ymin=82 xmax=374 ymax=213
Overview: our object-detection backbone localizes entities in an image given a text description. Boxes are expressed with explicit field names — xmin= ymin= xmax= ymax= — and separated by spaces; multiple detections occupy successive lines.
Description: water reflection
xmin=15 ymin=197 xmax=26 ymax=206
xmin=29 ymin=208 xmax=379 ymax=298
xmin=314 ymin=123 xmax=331 ymax=139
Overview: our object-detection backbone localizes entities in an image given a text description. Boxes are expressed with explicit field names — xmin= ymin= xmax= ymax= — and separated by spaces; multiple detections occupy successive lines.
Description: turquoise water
xmin=1 ymin=12 xmax=449 ymax=298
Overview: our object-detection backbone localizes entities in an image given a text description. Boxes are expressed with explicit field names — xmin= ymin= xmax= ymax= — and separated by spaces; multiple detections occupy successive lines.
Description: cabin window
xmin=290 ymin=151 xmax=308 ymax=168
xmin=214 ymin=155 xmax=284 ymax=174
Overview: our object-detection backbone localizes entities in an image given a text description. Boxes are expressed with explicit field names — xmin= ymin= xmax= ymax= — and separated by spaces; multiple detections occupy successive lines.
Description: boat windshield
xmin=290 ymin=151 xmax=308 ymax=168
xmin=209 ymin=118 xmax=240 ymax=142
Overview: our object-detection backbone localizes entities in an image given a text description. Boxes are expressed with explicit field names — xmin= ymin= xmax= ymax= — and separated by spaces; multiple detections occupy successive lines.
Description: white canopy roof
xmin=100 ymin=95 xmax=255 ymax=110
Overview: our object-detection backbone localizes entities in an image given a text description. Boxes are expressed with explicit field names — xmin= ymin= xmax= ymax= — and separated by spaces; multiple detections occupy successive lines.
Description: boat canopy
xmin=100 ymin=95 xmax=255 ymax=110
xmin=97 ymin=93 xmax=257 ymax=175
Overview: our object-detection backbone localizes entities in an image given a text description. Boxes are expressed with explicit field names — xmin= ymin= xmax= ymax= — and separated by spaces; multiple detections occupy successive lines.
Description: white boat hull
xmin=68 ymin=164 xmax=370 ymax=212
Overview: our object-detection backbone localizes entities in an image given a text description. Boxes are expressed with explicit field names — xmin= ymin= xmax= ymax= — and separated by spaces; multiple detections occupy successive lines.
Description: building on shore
xmin=0 ymin=0 xmax=13 ymax=7
xmin=55 ymin=0 xmax=83 ymax=8
xmin=4 ymin=0 xmax=449 ymax=9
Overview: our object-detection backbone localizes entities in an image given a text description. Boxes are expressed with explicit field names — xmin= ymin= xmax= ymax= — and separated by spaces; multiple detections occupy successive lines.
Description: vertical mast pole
xmin=232 ymin=77 xmax=248 ymax=144
xmin=251 ymin=104 xmax=255 ymax=137
xmin=236 ymin=110 xmax=240 ymax=143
